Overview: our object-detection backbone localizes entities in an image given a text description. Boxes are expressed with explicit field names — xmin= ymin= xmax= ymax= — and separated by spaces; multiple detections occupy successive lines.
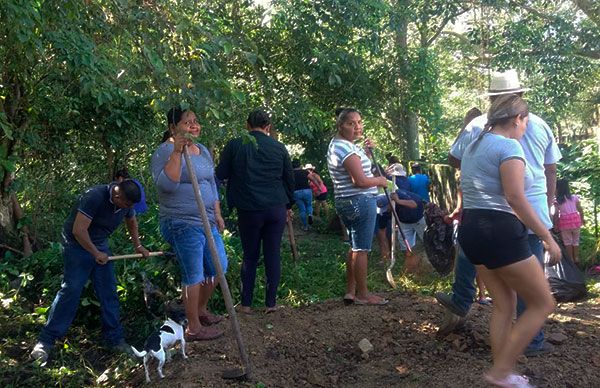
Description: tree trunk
xmin=0 ymin=193 xmax=16 ymax=245
xmin=404 ymin=109 xmax=419 ymax=160
xmin=391 ymin=0 xmax=420 ymax=161
xmin=11 ymin=193 xmax=33 ymax=256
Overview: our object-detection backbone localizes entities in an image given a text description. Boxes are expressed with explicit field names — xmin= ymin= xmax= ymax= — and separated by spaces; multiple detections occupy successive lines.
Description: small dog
xmin=131 ymin=318 xmax=188 ymax=383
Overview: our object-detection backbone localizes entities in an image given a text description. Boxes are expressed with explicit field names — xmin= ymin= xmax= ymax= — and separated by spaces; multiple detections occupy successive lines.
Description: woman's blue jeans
xmin=39 ymin=244 xmax=123 ymax=347
xmin=293 ymin=189 xmax=313 ymax=228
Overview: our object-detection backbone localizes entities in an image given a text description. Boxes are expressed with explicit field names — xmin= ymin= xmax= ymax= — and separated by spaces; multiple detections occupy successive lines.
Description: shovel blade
xmin=222 ymin=368 xmax=248 ymax=381
xmin=386 ymin=269 xmax=397 ymax=288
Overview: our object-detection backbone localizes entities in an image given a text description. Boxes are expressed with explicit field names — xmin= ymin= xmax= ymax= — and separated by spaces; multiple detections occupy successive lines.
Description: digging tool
xmin=390 ymin=195 xmax=397 ymax=286
xmin=367 ymin=147 xmax=412 ymax=288
xmin=183 ymin=145 xmax=252 ymax=381
xmin=287 ymin=218 xmax=299 ymax=261
xmin=108 ymin=251 xmax=174 ymax=261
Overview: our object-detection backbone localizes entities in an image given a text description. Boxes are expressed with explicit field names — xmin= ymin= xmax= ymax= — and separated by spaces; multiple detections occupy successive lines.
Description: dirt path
xmin=127 ymin=290 xmax=600 ymax=387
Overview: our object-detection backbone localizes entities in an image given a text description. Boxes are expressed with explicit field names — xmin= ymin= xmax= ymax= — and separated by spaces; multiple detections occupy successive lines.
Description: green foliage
xmin=0 ymin=1 xmax=599 ymax=383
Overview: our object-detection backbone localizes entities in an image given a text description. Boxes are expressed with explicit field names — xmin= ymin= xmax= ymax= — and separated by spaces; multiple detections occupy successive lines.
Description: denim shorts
xmin=160 ymin=218 xmax=228 ymax=286
xmin=335 ymin=194 xmax=377 ymax=251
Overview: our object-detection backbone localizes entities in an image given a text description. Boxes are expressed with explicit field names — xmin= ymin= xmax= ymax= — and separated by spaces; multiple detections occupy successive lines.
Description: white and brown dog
xmin=131 ymin=318 xmax=187 ymax=383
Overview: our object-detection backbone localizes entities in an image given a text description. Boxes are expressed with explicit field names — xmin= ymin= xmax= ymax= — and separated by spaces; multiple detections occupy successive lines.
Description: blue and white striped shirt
xmin=327 ymin=137 xmax=378 ymax=199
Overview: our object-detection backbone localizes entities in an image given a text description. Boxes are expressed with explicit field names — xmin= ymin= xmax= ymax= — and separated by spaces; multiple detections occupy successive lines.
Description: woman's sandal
xmin=199 ymin=313 xmax=224 ymax=326
xmin=185 ymin=327 xmax=224 ymax=342
xmin=343 ymin=294 xmax=355 ymax=305
xmin=484 ymin=373 xmax=532 ymax=388
xmin=354 ymin=295 xmax=389 ymax=306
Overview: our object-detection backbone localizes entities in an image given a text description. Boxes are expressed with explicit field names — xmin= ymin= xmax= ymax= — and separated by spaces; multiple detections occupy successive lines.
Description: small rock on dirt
xmin=517 ymin=355 xmax=528 ymax=364
xmin=329 ymin=375 xmax=339 ymax=385
xmin=547 ymin=332 xmax=568 ymax=344
xmin=395 ymin=365 xmax=410 ymax=377
xmin=444 ymin=333 xmax=462 ymax=342
xmin=575 ymin=331 xmax=588 ymax=338
xmin=307 ymin=370 xmax=327 ymax=387
xmin=358 ymin=338 xmax=374 ymax=353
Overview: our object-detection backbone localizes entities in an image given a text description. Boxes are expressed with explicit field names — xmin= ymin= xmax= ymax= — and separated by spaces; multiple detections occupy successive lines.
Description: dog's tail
xmin=130 ymin=345 xmax=147 ymax=358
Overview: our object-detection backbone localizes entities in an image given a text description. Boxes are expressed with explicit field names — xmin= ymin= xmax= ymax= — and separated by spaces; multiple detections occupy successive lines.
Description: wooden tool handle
xmin=108 ymin=251 xmax=164 ymax=260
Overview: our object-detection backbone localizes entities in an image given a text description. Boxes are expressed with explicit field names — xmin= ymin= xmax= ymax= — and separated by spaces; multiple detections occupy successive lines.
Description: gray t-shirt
xmin=151 ymin=142 xmax=219 ymax=226
xmin=461 ymin=133 xmax=533 ymax=214
xmin=451 ymin=113 xmax=561 ymax=228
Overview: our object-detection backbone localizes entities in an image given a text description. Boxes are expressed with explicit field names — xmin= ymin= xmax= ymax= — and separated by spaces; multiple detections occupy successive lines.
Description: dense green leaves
xmin=0 ymin=0 xmax=598 ymax=246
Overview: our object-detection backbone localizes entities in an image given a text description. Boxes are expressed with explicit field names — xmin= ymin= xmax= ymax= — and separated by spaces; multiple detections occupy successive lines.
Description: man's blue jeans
xmin=39 ymin=244 xmax=123 ymax=347
xmin=293 ymin=188 xmax=313 ymax=228
xmin=451 ymin=234 xmax=545 ymax=349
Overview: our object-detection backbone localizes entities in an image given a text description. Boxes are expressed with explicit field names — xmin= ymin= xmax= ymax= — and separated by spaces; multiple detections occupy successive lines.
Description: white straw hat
xmin=386 ymin=163 xmax=406 ymax=177
xmin=485 ymin=70 xmax=531 ymax=96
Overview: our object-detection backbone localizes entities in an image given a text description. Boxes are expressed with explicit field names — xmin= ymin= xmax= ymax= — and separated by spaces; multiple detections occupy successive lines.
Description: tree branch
xmin=0 ymin=243 xmax=24 ymax=256
xmin=426 ymin=7 xmax=472 ymax=47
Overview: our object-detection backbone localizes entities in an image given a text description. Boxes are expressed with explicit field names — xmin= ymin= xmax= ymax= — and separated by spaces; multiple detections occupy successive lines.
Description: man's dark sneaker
xmin=524 ymin=341 xmax=555 ymax=357
xmin=109 ymin=339 xmax=134 ymax=356
xmin=30 ymin=342 xmax=51 ymax=366
xmin=437 ymin=309 xmax=466 ymax=337
xmin=435 ymin=292 xmax=468 ymax=318
xmin=308 ymin=215 xmax=314 ymax=225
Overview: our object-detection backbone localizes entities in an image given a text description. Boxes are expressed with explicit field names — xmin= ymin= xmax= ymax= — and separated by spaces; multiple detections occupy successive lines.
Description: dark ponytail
xmin=556 ymin=178 xmax=572 ymax=204
xmin=160 ymin=107 xmax=187 ymax=143
xmin=473 ymin=94 xmax=529 ymax=147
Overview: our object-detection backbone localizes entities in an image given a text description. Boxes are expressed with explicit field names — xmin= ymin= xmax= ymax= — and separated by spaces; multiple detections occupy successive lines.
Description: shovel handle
xmin=108 ymin=251 xmax=165 ymax=261
xmin=286 ymin=218 xmax=299 ymax=261
xmin=183 ymin=145 xmax=252 ymax=378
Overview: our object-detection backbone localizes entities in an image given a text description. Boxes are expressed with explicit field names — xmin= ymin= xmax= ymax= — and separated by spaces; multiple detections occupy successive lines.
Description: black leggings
xmin=238 ymin=205 xmax=287 ymax=308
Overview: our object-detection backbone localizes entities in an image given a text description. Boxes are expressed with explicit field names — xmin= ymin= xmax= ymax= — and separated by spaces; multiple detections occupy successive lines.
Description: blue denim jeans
xmin=451 ymin=234 xmax=545 ymax=349
xmin=293 ymin=189 xmax=313 ymax=228
xmin=517 ymin=235 xmax=545 ymax=349
xmin=450 ymin=245 xmax=477 ymax=316
xmin=335 ymin=194 xmax=377 ymax=251
xmin=160 ymin=219 xmax=228 ymax=286
xmin=39 ymin=244 xmax=123 ymax=347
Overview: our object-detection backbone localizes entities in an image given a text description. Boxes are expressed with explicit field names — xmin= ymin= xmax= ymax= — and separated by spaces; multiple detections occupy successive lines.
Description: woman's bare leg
xmin=476 ymin=265 xmax=516 ymax=362
xmin=487 ymin=256 xmax=556 ymax=379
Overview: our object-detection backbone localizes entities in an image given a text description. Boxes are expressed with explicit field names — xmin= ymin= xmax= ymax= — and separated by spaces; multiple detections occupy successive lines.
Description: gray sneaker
xmin=435 ymin=292 xmax=468 ymax=318
xmin=30 ymin=342 xmax=51 ymax=365
xmin=437 ymin=309 xmax=466 ymax=337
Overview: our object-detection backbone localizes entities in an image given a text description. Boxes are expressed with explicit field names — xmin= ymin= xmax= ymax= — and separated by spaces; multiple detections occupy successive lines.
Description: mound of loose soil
xmin=128 ymin=291 xmax=600 ymax=387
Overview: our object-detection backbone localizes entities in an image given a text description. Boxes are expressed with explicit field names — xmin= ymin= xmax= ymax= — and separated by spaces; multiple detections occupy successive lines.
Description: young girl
xmin=306 ymin=164 xmax=329 ymax=219
xmin=554 ymin=179 xmax=585 ymax=264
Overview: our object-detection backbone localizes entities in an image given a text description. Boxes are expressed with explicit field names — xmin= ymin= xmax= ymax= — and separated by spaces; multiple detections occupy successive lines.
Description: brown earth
xmin=127 ymin=289 xmax=600 ymax=387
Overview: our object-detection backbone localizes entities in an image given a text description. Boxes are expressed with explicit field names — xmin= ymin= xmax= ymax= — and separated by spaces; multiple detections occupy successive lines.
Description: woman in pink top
xmin=306 ymin=164 xmax=329 ymax=219
xmin=554 ymin=179 xmax=585 ymax=264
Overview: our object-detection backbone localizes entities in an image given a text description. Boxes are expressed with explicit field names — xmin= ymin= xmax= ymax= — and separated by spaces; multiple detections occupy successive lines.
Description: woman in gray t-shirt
xmin=457 ymin=95 xmax=561 ymax=387
xmin=151 ymin=107 xmax=227 ymax=342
